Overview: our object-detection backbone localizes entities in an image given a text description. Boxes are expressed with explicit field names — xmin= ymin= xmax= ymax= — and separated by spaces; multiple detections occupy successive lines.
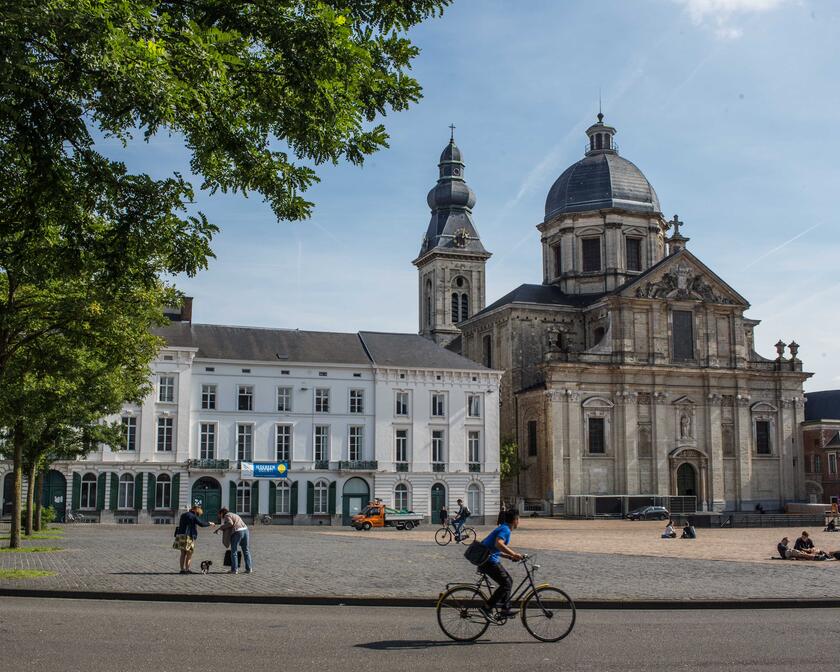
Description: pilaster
xmin=652 ymin=391 xmax=670 ymax=495
xmin=736 ymin=393 xmax=752 ymax=508
xmin=707 ymin=395 xmax=725 ymax=511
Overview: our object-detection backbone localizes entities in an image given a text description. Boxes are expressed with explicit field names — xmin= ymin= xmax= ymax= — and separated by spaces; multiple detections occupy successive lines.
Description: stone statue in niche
xmin=680 ymin=413 xmax=692 ymax=439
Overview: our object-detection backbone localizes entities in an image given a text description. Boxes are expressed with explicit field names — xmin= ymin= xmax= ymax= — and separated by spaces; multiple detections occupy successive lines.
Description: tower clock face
xmin=453 ymin=228 xmax=469 ymax=248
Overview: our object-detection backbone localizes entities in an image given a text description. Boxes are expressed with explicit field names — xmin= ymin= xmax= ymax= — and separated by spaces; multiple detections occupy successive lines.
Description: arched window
xmin=451 ymin=292 xmax=459 ymax=323
xmin=314 ymin=479 xmax=329 ymax=514
xmin=155 ymin=473 xmax=171 ymax=509
xmin=81 ymin=473 xmax=97 ymax=509
xmin=460 ymin=293 xmax=469 ymax=321
xmin=236 ymin=481 xmax=251 ymax=513
xmin=118 ymin=473 xmax=134 ymax=509
xmin=275 ymin=481 xmax=291 ymax=514
xmin=394 ymin=483 xmax=410 ymax=511
xmin=467 ymin=483 xmax=482 ymax=516
xmin=425 ymin=280 xmax=432 ymax=328
xmin=595 ymin=134 xmax=603 ymax=150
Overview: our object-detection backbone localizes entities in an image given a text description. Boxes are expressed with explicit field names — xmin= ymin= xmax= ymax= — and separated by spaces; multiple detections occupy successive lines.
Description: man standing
xmin=478 ymin=508 xmax=523 ymax=620
xmin=215 ymin=508 xmax=253 ymax=574
xmin=453 ymin=498 xmax=470 ymax=541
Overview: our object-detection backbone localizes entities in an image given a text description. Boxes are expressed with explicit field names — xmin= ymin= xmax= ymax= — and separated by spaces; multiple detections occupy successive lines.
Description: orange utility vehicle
xmin=351 ymin=501 xmax=423 ymax=531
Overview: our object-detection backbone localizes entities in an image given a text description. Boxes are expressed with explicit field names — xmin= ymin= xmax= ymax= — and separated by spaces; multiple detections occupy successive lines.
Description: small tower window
xmin=582 ymin=237 xmax=602 ymax=272
xmin=461 ymin=294 xmax=469 ymax=321
xmin=456 ymin=276 xmax=464 ymax=288
xmin=451 ymin=292 xmax=460 ymax=323
xmin=552 ymin=243 xmax=562 ymax=278
xmin=595 ymin=134 xmax=603 ymax=150
xmin=425 ymin=279 xmax=432 ymax=329
xmin=626 ymin=238 xmax=642 ymax=272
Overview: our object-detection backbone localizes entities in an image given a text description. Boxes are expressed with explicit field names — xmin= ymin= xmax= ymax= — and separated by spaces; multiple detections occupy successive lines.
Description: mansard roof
xmin=805 ymin=390 xmax=840 ymax=422
xmin=153 ymin=323 xmax=490 ymax=372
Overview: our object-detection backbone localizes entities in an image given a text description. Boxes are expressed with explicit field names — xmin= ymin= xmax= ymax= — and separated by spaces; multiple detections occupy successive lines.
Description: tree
xmin=499 ymin=438 xmax=521 ymax=485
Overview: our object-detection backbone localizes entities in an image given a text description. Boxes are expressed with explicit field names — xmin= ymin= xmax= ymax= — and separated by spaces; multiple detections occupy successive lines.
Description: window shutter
xmin=290 ymin=481 xmax=299 ymax=516
xmin=250 ymin=481 xmax=259 ymax=516
xmin=109 ymin=472 xmax=119 ymax=511
xmin=134 ymin=473 xmax=143 ymax=510
xmin=72 ymin=473 xmax=81 ymax=511
xmin=306 ymin=481 xmax=314 ymax=514
xmin=328 ymin=481 xmax=336 ymax=515
xmin=147 ymin=473 xmax=156 ymax=511
xmin=96 ymin=473 xmax=106 ymax=511
xmin=269 ymin=482 xmax=277 ymax=515
xmin=172 ymin=474 xmax=181 ymax=510
xmin=229 ymin=481 xmax=237 ymax=512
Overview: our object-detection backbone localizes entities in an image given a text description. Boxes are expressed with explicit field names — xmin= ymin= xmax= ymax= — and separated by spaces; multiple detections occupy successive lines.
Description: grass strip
xmin=0 ymin=533 xmax=64 ymax=541
xmin=0 ymin=546 xmax=63 ymax=553
xmin=0 ymin=569 xmax=56 ymax=579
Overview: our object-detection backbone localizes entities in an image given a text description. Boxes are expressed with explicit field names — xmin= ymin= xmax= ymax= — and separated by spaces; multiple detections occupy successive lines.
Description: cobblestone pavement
xmin=1 ymin=521 xmax=838 ymax=600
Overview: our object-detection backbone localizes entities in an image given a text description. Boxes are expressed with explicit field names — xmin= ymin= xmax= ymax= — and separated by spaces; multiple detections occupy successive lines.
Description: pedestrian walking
xmin=439 ymin=503 xmax=448 ymax=527
xmin=173 ymin=506 xmax=215 ymax=574
xmin=215 ymin=508 xmax=253 ymax=574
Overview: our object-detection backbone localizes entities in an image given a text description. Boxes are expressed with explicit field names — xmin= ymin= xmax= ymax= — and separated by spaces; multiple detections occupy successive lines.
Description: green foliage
xmin=0 ymin=546 xmax=62 ymax=553
xmin=499 ymin=439 xmax=521 ymax=484
xmin=0 ymin=569 xmax=56 ymax=579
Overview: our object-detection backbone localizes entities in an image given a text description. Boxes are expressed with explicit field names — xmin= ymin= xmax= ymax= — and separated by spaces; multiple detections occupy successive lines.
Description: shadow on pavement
xmin=355 ymin=639 xmax=500 ymax=650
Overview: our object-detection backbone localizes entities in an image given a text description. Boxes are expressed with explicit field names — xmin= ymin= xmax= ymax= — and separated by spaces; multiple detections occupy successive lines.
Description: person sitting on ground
xmin=793 ymin=531 xmax=830 ymax=559
xmin=661 ymin=521 xmax=677 ymax=539
xmin=777 ymin=536 xmax=816 ymax=560
xmin=681 ymin=522 xmax=697 ymax=539
xmin=824 ymin=519 xmax=837 ymax=533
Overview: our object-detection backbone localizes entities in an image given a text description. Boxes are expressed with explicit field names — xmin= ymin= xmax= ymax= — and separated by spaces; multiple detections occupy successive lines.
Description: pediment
xmin=621 ymin=250 xmax=749 ymax=307
xmin=672 ymin=395 xmax=696 ymax=406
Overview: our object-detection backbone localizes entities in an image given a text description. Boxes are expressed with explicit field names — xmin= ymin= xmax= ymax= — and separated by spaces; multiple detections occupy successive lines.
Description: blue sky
xmin=104 ymin=0 xmax=839 ymax=392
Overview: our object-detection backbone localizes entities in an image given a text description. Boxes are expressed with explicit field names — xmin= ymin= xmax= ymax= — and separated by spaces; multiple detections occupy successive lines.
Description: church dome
xmin=544 ymin=115 xmax=660 ymax=221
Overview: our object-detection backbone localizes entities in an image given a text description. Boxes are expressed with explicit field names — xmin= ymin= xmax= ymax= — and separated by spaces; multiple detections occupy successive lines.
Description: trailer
xmin=351 ymin=501 xmax=423 ymax=531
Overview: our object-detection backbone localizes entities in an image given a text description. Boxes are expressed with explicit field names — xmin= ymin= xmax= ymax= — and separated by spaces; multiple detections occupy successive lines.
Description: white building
xmin=1 ymin=309 xmax=501 ymax=525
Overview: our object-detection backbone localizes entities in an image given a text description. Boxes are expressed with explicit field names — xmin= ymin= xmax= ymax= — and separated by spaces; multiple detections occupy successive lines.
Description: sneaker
xmin=229 ymin=570 xmax=238 ymax=574
xmin=497 ymin=608 xmax=519 ymax=619
xmin=245 ymin=569 xmax=253 ymax=574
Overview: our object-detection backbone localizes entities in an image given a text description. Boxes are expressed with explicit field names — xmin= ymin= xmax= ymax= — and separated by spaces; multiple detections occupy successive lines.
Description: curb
xmin=1 ymin=588 xmax=839 ymax=609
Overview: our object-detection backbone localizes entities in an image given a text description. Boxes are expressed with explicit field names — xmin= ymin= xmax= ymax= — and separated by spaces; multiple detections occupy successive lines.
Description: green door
xmin=41 ymin=470 xmax=67 ymax=522
xmin=431 ymin=483 xmax=446 ymax=520
xmin=191 ymin=477 xmax=222 ymax=524
xmin=341 ymin=477 xmax=370 ymax=526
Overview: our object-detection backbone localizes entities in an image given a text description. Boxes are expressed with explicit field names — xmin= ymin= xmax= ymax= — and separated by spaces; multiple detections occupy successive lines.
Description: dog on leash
xmin=200 ymin=560 xmax=212 ymax=574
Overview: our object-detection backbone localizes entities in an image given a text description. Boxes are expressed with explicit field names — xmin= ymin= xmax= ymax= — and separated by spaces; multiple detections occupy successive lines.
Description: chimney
xmin=180 ymin=297 xmax=193 ymax=323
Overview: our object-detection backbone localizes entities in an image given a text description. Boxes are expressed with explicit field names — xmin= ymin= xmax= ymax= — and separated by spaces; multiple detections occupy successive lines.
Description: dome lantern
xmin=585 ymin=112 xmax=618 ymax=156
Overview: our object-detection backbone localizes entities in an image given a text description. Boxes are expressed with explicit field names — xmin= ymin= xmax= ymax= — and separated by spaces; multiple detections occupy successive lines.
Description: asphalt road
xmin=1 ymin=598 xmax=837 ymax=672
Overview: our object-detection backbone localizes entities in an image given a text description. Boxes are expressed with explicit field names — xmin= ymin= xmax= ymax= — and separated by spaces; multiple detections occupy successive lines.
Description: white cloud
xmin=675 ymin=0 xmax=791 ymax=39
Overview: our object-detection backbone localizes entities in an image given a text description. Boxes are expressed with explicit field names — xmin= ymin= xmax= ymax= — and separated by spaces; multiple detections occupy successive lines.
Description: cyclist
xmin=453 ymin=498 xmax=470 ymax=541
xmin=477 ymin=508 xmax=523 ymax=620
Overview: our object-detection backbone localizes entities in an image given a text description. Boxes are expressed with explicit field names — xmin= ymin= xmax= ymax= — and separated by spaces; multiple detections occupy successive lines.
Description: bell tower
xmin=413 ymin=128 xmax=491 ymax=347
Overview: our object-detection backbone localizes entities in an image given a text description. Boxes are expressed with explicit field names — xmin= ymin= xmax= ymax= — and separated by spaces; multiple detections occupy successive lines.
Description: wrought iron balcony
xmin=432 ymin=462 xmax=446 ymax=473
xmin=314 ymin=460 xmax=329 ymax=470
xmin=188 ymin=458 xmax=230 ymax=471
xmin=468 ymin=463 xmax=481 ymax=473
xmin=339 ymin=460 xmax=378 ymax=471
xmin=395 ymin=462 xmax=409 ymax=472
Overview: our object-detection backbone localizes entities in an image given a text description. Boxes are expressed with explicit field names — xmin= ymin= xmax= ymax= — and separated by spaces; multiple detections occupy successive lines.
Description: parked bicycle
xmin=434 ymin=519 xmax=476 ymax=546
xmin=64 ymin=510 xmax=84 ymax=524
xmin=436 ymin=555 xmax=576 ymax=642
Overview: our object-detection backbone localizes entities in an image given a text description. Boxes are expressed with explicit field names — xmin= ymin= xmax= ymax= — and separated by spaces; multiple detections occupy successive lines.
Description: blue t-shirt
xmin=480 ymin=523 xmax=511 ymax=565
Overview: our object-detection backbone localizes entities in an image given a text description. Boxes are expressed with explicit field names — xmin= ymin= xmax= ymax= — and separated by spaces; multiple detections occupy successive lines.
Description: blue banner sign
xmin=240 ymin=462 xmax=289 ymax=479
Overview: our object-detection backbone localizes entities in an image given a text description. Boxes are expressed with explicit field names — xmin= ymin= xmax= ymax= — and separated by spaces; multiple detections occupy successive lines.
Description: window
xmin=315 ymin=388 xmax=330 ymax=413
xmin=237 ymin=424 xmax=253 ymax=461
xmin=349 ymin=389 xmax=364 ymax=414
xmin=157 ymin=417 xmax=174 ymax=452
xmin=395 ymin=429 xmax=408 ymax=463
xmin=395 ymin=391 xmax=409 ymax=417
xmin=467 ymin=394 xmax=481 ymax=418
xmin=121 ymin=417 xmax=137 ymax=451
xmin=314 ymin=480 xmax=329 ymax=514
xmin=432 ymin=430 xmax=445 ymax=464
xmin=672 ymin=310 xmax=695 ymax=361
xmin=830 ymin=454 xmax=837 ymax=476
xmin=552 ymin=243 xmax=562 ymax=278
xmin=467 ymin=483 xmax=482 ymax=516
xmin=461 ymin=294 xmax=469 ymax=321
xmin=626 ymin=238 xmax=642 ymax=272
xmin=582 ymin=237 xmax=601 ymax=272
xmin=424 ymin=279 xmax=432 ymax=329
xmin=314 ymin=426 xmax=329 ymax=462
xmin=155 ymin=474 xmax=171 ymax=509
xmin=275 ymin=425 xmax=292 ymax=462
xmin=201 ymin=384 xmax=216 ymax=410
xmin=482 ymin=334 xmax=492 ymax=368
xmin=394 ymin=483 xmax=409 ymax=511
xmin=237 ymin=385 xmax=253 ymax=411
xmin=277 ymin=386 xmax=292 ymax=412
xmin=199 ymin=423 xmax=216 ymax=460
xmin=588 ymin=417 xmax=605 ymax=454
xmin=80 ymin=473 xmax=97 ymax=509
xmin=468 ymin=431 xmax=481 ymax=464
xmin=527 ymin=420 xmax=538 ymax=457
xmin=236 ymin=481 xmax=251 ymax=513
xmin=451 ymin=292 xmax=460 ymax=323
xmin=755 ymin=420 xmax=771 ymax=455
xmin=431 ymin=393 xmax=446 ymax=418
xmin=348 ymin=426 xmax=363 ymax=461
xmin=118 ymin=473 xmax=134 ymax=509
xmin=159 ymin=375 xmax=175 ymax=403
xmin=815 ymin=454 xmax=822 ymax=473
xmin=275 ymin=481 xmax=291 ymax=514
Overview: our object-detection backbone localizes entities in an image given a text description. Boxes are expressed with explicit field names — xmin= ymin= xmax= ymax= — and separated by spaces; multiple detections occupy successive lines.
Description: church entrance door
xmin=676 ymin=463 xmax=697 ymax=497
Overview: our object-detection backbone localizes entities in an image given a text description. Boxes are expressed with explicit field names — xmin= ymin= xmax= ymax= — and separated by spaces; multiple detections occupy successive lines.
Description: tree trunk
xmin=34 ymin=469 xmax=44 ymax=532
xmin=9 ymin=425 xmax=23 ymax=548
xmin=25 ymin=461 xmax=36 ymax=536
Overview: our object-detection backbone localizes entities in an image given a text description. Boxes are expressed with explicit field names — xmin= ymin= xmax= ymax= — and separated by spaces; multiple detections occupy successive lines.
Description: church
xmin=415 ymin=114 xmax=811 ymax=513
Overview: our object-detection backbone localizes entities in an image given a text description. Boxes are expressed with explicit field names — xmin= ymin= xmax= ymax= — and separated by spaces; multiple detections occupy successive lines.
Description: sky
xmin=102 ymin=0 xmax=840 ymax=392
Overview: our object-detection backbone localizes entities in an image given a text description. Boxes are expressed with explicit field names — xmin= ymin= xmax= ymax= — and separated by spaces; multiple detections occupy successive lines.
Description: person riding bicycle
xmin=477 ymin=508 xmax=523 ymax=620
xmin=453 ymin=498 xmax=470 ymax=541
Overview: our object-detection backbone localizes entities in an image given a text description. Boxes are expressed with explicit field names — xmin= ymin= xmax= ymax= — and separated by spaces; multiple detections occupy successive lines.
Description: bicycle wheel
xmin=437 ymin=586 xmax=490 ymax=642
xmin=521 ymin=586 xmax=576 ymax=642
xmin=434 ymin=527 xmax=452 ymax=546
xmin=458 ymin=527 xmax=477 ymax=544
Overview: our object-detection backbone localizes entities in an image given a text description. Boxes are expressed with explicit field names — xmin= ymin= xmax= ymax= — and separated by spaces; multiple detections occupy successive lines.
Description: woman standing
xmin=215 ymin=508 xmax=253 ymax=574
xmin=438 ymin=503 xmax=448 ymax=528
xmin=173 ymin=506 xmax=215 ymax=574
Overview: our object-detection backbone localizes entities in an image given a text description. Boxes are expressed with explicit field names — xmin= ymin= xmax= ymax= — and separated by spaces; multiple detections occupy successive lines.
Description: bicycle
xmin=436 ymin=555 xmax=576 ymax=643
xmin=434 ymin=519 xmax=476 ymax=546
xmin=64 ymin=510 xmax=84 ymax=524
